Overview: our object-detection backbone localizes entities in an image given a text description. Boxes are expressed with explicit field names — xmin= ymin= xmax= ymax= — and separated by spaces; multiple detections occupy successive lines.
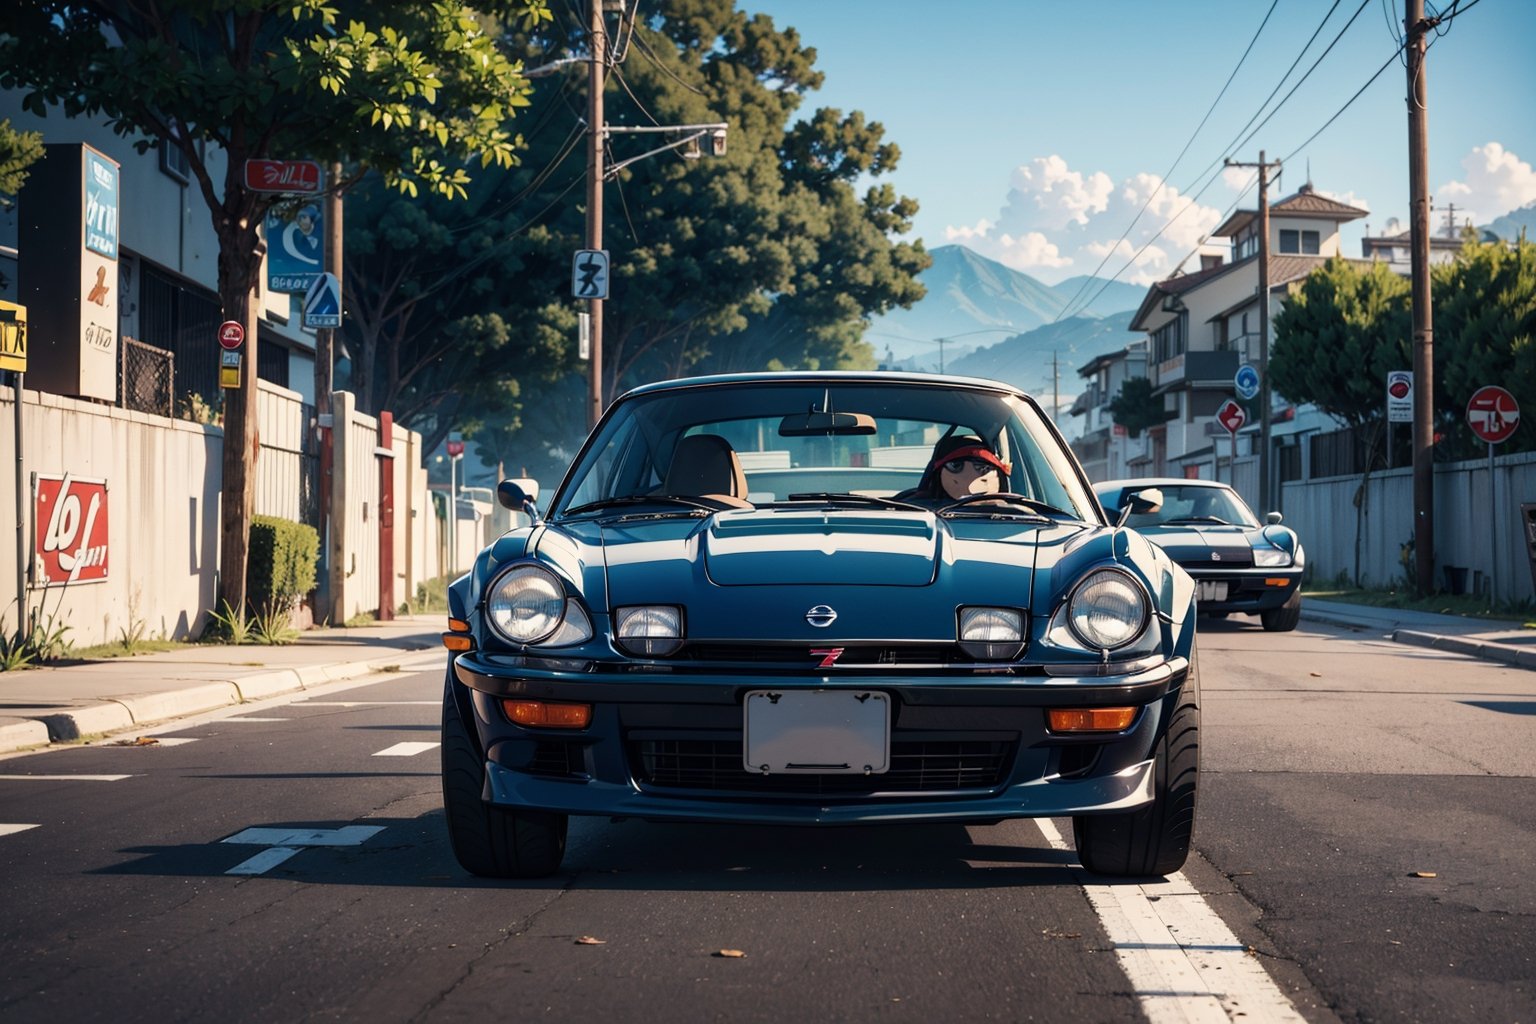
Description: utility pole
xmin=1225 ymin=150 xmax=1281 ymax=512
xmin=316 ymin=162 xmax=342 ymax=623
xmin=1407 ymin=0 xmax=1436 ymax=594
xmin=585 ymin=0 xmax=607 ymax=431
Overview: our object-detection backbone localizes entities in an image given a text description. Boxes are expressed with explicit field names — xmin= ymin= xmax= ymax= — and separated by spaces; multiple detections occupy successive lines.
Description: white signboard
xmin=1387 ymin=370 xmax=1413 ymax=424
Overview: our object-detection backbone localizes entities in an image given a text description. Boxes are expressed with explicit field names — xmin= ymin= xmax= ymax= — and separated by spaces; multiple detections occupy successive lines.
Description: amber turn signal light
xmin=502 ymin=699 xmax=592 ymax=729
xmin=1265 ymin=578 xmax=1290 ymax=587
xmin=443 ymin=618 xmax=474 ymax=651
xmin=1047 ymin=707 xmax=1137 ymax=733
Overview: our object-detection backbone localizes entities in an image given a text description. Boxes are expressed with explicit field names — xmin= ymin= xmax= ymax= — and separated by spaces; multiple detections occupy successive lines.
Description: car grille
xmin=631 ymin=738 xmax=1015 ymax=794
xmin=676 ymin=642 xmax=966 ymax=667
xmin=527 ymin=740 xmax=585 ymax=777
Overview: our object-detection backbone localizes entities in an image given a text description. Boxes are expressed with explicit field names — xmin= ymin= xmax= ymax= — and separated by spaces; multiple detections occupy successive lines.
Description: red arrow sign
xmin=1216 ymin=399 xmax=1247 ymax=435
xmin=243 ymin=159 xmax=322 ymax=194
xmin=1466 ymin=385 xmax=1520 ymax=444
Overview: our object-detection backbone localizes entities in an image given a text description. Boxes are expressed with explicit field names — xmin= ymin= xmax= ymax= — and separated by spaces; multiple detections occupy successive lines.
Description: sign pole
xmin=11 ymin=369 xmax=23 ymax=639
xmin=1489 ymin=441 xmax=1496 ymax=610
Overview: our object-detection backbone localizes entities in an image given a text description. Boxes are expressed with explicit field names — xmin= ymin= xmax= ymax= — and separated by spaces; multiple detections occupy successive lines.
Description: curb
xmin=2 ymin=650 xmax=443 ymax=754
xmin=1391 ymin=629 xmax=1536 ymax=671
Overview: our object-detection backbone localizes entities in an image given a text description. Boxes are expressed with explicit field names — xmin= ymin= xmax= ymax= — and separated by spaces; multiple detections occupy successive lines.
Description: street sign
xmin=0 ymin=299 xmax=27 ymax=373
xmin=1234 ymin=364 xmax=1260 ymax=401
xmin=218 ymin=320 xmax=244 ymax=350
xmin=243 ymin=159 xmax=322 ymax=194
xmin=446 ymin=439 xmax=464 ymax=458
xmin=220 ymin=350 xmax=241 ymax=388
xmin=1387 ymin=370 xmax=1413 ymax=423
xmin=572 ymin=249 xmax=610 ymax=300
xmin=303 ymin=272 xmax=342 ymax=329
xmin=1466 ymin=385 xmax=1520 ymax=444
xmin=1216 ymin=399 xmax=1247 ymax=436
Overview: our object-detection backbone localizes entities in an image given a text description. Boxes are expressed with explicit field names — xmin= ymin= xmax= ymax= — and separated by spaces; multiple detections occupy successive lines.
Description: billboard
xmin=34 ymin=473 xmax=110 ymax=587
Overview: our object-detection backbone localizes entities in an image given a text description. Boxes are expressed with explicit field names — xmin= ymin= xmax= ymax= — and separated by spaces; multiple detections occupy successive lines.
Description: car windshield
xmin=550 ymin=377 xmax=1101 ymax=522
xmin=1105 ymin=484 xmax=1260 ymax=529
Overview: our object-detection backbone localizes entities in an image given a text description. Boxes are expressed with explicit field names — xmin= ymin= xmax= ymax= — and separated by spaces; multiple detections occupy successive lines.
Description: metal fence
xmin=120 ymin=336 xmax=175 ymax=417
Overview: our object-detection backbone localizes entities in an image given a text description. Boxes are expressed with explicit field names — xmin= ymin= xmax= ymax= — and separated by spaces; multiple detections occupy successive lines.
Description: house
xmin=1068 ymin=340 xmax=1148 ymax=481
xmin=1125 ymin=183 xmax=1368 ymax=498
xmin=1360 ymin=207 xmax=1474 ymax=269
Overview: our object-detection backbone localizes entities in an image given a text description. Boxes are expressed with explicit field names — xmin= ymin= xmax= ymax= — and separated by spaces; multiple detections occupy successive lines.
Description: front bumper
xmin=1187 ymin=565 xmax=1302 ymax=613
xmin=450 ymin=653 xmax=1190 ymax=825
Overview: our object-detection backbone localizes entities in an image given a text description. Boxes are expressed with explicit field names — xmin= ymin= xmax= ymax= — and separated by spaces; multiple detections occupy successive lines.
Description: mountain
xmin=1484 ymin=200 xmax=1536 ymax=243
xmin=946 ymin=311 xmax=1140 ymax=402
xmin=868 ymin=245 xmax=1146 ymax=364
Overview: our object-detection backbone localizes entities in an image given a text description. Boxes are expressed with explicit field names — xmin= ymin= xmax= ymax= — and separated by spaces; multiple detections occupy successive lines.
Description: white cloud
xmin=1434 ymin=142 xmax=1536 ymax=224
xmin=1008 ymin=155 xmax=1114 ymax=230
xmin=1313 ymin=187 xmax=1371 ymax=213
xmin=995 ymin=231 xmax=1071 ymax=269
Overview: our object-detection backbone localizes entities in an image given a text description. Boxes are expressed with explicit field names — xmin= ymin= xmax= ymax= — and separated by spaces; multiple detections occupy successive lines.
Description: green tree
xmin=1107 ymin=376 xmax=1173 ymax=439
xmin=0 ymin=0 xmax=551 ymax=612
xmin=1431 ymin=235 xmax=1536 ymax=457
xmin=0 ymin=118 xmax=44 ymax=205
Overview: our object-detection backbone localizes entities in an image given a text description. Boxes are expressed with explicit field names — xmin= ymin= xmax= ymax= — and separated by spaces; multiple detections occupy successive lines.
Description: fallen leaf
xmin=575 ymin=936 xmax=606 ymax=945
xmin=714 ymin=949 xmax=746 ymax=958
xmin=1410 ymin=871 xmax=1437 ymax=878
xmin=113 ymin=736 xmax=159 ymax=746
xmin=1309 ymin=671 xmax=1323 ymax=677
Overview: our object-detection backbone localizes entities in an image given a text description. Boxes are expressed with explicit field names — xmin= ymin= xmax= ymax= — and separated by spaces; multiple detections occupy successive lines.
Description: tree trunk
xmin=214 ymin=200 xmax=265 ymax=618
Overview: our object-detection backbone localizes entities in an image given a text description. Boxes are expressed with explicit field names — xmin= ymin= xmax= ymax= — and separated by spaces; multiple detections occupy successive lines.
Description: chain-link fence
xmin=120 ymin=336 xmax=174 ymax=417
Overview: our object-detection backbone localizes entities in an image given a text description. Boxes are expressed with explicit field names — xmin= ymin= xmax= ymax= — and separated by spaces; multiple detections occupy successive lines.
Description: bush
xmin=247 ymin=515 xmax=319 ymax=614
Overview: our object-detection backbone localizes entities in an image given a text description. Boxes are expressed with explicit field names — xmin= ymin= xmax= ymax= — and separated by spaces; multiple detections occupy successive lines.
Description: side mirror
xmin=1116 ymin=487 xmax=1163 ymax=528
xmin=497 ymin=478 xmax=542 ymax=523
xmin=1266 ymin=511 xmax=1283 ymax=525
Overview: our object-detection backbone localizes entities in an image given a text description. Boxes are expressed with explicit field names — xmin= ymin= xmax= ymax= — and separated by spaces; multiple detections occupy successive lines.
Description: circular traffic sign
xmin=1466 ymin=385 xmax=1519 ymax=444
xmin=1389 ymin=378 xmax=1410 ymax=399
xmin=1234 ymin=364 xmax=1260 ymax=401
xmin=218 ymin=320 xmax=244 ymax=350
xmin=446 ymin=440 xmax=465 ymax=457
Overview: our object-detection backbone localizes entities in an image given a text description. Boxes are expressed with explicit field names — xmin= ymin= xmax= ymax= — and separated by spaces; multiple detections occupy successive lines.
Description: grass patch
xmin=1304 ymin=585 xmax=1536 ymax=626
xmin=68 ymin=638 xmax=193 ymax=660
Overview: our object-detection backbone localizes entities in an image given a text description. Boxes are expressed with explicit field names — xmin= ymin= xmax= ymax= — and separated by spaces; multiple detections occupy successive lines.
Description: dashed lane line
xmin=1036 ymin=819 xmax=1306 ymax=1024
xmin=372 ymin=741 xmax=440 ymax=757
xmin=0 ymin=774 xmax=134 ymax=782
xmin=222 ymin=825 xmax=386 ymax=876
xmin=1 ymin=824 xmax=40 ymax=837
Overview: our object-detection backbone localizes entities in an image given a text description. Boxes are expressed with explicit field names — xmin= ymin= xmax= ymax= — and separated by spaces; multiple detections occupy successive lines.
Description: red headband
xmin=931 ymin=444 xmax=1009 ymax=475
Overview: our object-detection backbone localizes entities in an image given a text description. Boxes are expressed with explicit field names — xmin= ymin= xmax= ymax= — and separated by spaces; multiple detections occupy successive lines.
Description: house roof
xmin=1200 ymin=255 xmax=1374 ymax=322
xmin=1076 ymin=341 xmax=1147 ymax=378
xmin=1129 ymin=257 xmax=1248 ymax=330
xmin=1211 ymin=183 xmax=1369 ymax=238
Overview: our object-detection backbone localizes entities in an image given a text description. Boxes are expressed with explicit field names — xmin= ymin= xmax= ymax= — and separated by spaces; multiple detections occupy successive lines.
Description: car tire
xmin=1072 ymin=655 xmax=1199 ymax=878
xmin=441 ymin=669 xmax=568 ymax=878
xmin=1260 ymin=589 xmax=1302 ymax=632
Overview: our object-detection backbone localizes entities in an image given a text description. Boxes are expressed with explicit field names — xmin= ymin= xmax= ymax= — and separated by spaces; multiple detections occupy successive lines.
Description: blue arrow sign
xmin=1234 ymin=363 xmax=1260 ymax=401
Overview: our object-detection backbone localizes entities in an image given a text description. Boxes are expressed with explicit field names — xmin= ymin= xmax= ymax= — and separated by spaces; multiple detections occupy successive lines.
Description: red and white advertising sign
xmin=35 ymin=474 xmax=109 ymax=587
xmin=1215 ymin=399 xmax=1247 ymax=436
xmin=218 ymin=320 xmax=244 ymax=349
xmin=242 ymin=159 xmax=323 ymax=194
xmin=1466 ymin=385 xmax=1520 ymax=444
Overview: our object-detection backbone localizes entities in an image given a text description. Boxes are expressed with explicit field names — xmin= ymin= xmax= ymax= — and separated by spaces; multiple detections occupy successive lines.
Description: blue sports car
xmin=1094 ymin=478 xmax=1304 ymax=632
xmin=441 ymin=372 xmax=1199 ymax=878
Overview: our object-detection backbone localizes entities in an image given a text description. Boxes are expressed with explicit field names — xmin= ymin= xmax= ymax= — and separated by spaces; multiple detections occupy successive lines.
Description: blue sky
xmin=744 ymin=0 xmax=1536 ymax=286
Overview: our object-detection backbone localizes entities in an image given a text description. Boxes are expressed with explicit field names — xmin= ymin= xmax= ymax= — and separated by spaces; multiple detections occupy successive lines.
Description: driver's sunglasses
xmin=942 ymin=457 xmax=997 ymax=474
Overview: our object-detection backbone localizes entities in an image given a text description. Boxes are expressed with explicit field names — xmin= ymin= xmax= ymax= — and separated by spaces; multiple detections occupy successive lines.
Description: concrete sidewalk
xmin=0 ymin=614 xmax=446 ymax=755
xmin=0 ymin=602 xmax=1530 ymax=757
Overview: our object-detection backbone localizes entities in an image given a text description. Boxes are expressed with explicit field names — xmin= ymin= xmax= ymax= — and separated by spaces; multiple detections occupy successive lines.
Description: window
xmin=1152 ymin=316 xmax=1185 ymax=363
xmin=1279 ymin=229 xmax=1320 ymax=254
xmin=159 ymin=137 xmax=190 ymax=185
xmin=1235 ymin=232 xmax=1258 ymax=261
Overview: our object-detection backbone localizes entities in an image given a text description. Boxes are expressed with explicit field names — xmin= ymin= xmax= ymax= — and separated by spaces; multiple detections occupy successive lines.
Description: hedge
xmin=247 ymin=515 xmax=319 ymax=612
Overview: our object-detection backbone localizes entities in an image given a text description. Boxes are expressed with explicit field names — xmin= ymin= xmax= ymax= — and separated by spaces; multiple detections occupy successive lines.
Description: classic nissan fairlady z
xmin=440 ymin=372 xmax=1199 ymax=878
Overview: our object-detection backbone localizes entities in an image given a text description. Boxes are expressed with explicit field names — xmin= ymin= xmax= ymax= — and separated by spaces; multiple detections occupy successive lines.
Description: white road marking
xmin=1 ymin=824 xmax=41 ymax=837
xmin=372 ymin=741 xmax=440 ymax=757
xmin=0 ymin=774 xmax=133 ymax=782
xmin=222 ymin=825 xmax=386 ymax=876
xmin=1036 ymin=819 xmax=1305 ymax=1024
xmin=296 ymin=701 xmax=440 ymax=707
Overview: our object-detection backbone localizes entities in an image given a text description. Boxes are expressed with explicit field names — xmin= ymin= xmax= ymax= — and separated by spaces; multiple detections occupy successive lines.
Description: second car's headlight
xmin=486 ymin=565 xmax=591 ymax=646
xmin=1252 ymin=546 xmax=1292 ymax=567
xmin=1067 ymin=568 xmax=1150 ymax=650
xmin=958 ymin=606 xmax=1025 ymax=661
xmin=615 ymin=605 xmax=684 ymax=657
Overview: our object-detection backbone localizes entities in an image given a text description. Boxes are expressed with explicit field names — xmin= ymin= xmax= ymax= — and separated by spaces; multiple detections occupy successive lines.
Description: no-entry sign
xmin=1466 ymin=385 xmax=1519 ymax=444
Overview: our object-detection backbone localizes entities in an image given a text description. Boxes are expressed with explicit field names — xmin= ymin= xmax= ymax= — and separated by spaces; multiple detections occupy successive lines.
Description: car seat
xmin=662 ymin=434 xmax=751 ymax=507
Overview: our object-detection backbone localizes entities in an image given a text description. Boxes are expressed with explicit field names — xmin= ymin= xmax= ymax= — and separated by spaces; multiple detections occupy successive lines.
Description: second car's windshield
xmin=1115 ymin=485 xmax=1260 ymax=528
xmin=553 ymin=378 xmax=1100 ymax=522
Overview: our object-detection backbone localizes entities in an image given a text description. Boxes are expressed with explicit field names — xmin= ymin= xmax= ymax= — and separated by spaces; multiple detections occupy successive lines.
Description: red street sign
xmin=1216 ymin=399 xmax=1247 ymax=435
xmin=218 ymin=320 xmax=244 ymax=349
xmin=446 ymin=440 xmax=465 ymax=457
xmin=243 ymin=159 xmax=322 ymax=194
xmin=1466 ymin=385 xmax=1520 ymax=444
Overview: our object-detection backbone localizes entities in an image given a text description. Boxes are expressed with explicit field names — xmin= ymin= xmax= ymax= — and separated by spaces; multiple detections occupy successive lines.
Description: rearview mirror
xmin=777 ymin=411 xmax=877 ymax=436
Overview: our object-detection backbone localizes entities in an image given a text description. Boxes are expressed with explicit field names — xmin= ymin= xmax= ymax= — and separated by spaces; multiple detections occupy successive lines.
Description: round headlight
xmin=1067 ymin=569 xmax=1149 ymax=650
xmin=486 ymin=565 xmax=567 ymax=644
xmin=615 ymin=605 xmax=684 ymax=657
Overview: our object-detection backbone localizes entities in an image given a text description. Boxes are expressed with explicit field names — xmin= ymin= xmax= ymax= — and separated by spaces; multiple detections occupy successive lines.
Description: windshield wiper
xmin=938 ymin=492 xmax=1073 ymax=520
xmin=563 ymin=494 xmax=717 ymax=517
xmin=1163 ymin=516 xmax=1232 ymax=525
xmin=784 ymin=492 xmax=928 ymax=511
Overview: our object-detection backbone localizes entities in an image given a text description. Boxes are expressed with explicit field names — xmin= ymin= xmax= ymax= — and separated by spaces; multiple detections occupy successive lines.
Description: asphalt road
xmin=0 ymin=619 xmax=1530 ymax=1023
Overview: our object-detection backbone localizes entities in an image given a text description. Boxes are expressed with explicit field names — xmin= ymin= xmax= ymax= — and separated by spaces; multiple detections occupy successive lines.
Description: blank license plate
xmin=1197 ymin=581 xmax=1229 ymax=601
xmin=743 ymin=689 xmax=890 ymax=775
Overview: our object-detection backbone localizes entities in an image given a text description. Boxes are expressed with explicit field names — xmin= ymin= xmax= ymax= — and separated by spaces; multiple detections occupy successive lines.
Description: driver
xmin=919 ymin=434 xmax=1010 ymax=500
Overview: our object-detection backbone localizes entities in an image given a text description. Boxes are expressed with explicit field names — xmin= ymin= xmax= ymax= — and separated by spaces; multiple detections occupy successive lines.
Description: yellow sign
xmin=220 ymin=349 xmax=241 ymax=388
xmin=0 ymin=300 xmax=26 ymax=373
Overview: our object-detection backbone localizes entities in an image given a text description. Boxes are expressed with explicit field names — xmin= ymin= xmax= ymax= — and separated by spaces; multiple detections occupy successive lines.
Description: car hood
xmin=559 ymin=508 xmax=1076 ymax=643
xmin=1138 ymin=524 xmax=1256 ymax=566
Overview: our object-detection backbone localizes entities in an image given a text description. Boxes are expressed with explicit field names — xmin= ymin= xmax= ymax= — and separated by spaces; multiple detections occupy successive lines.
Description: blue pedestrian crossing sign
xmin=303 ymin=272 xmax=341 ymax=329
xmin=1234 ymin=363 xmax=1260 ymax=401
xmin=572 ymin=249 xmax=610 ymax=300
